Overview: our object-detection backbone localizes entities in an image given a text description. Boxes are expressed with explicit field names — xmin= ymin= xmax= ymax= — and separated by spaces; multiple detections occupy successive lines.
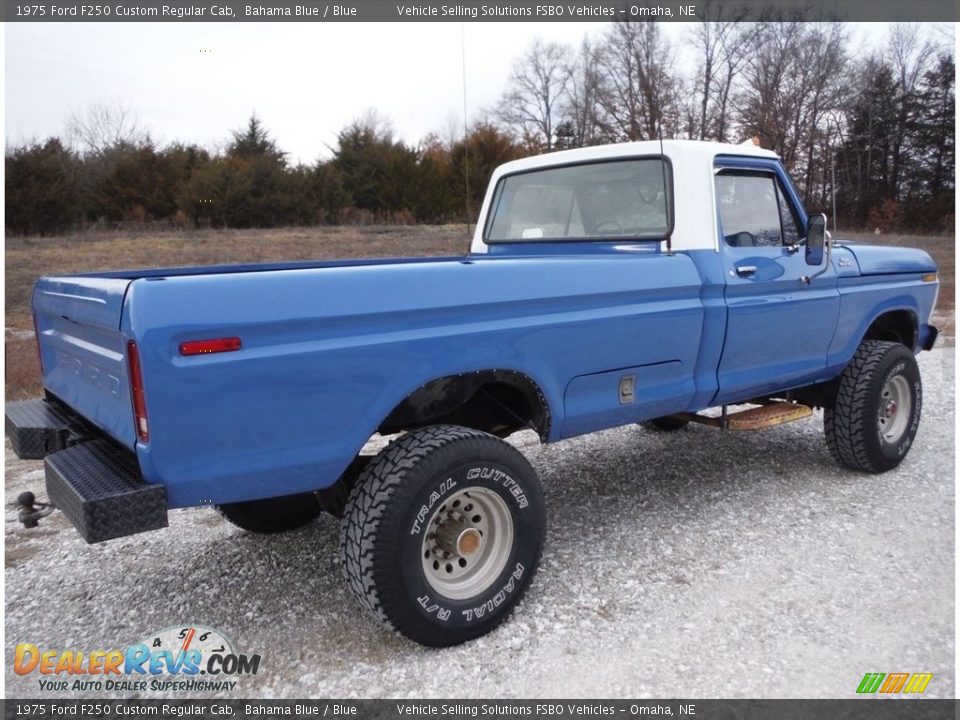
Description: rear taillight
xmin=33 ymin=315 xmax=45 ymax=377
xmin=127 ymin=340 xmax=149 ymax=443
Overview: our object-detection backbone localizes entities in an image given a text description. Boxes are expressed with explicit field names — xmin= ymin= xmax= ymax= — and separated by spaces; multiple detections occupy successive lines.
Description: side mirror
xmin=805 ymin=213 xmax=827 ymax=266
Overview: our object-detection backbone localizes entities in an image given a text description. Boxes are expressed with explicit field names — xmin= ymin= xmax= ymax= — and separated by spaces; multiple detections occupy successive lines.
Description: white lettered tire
xmin=340 ymin=425 xmax=545 ymax=646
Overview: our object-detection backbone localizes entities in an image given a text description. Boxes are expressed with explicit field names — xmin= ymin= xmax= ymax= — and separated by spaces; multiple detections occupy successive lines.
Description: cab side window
xmin=776 ymin=182 xmax=801 ymax=244
xmin=715 ymin=171 xmax=800 ymax=248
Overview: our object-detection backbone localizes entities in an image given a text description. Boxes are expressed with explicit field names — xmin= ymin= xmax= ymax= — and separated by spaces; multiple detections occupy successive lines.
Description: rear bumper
xmin=919 ymin=324 xmax=939 ymax=351
xmin=45 ymin=441 xmax=168 ymax=544
xmin=6 ymin=398 xmax=168 ymax=544
xmin=5 ymin=398 xmax=86 ymax=459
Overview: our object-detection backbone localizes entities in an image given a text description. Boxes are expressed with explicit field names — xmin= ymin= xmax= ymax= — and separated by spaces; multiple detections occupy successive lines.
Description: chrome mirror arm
xmin=800 ymin=230 xmax=832 ymax=285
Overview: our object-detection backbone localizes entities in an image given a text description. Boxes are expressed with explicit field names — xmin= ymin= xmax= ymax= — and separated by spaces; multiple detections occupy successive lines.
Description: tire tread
xmin=824 ymin=340 xmax=917 ymax=473
xmin=340 ymin=425 xmax=489 ymax=632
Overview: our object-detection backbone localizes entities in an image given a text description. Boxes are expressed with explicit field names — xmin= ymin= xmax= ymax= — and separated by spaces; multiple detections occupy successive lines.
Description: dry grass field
xmin=4 ymin=226 xmax=954 ymax=400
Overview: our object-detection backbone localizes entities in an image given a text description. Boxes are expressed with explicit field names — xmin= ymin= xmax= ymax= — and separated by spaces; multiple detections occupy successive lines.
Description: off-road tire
xmin=217 ymin=493 xmax=322 ymax=534
xmin=340 ymin=425 xmax=545 ymax=647
xmin=824 ymin=340 xmax=922 ymax=473
xmin=641 ymin=416 xmax=690 ymax=432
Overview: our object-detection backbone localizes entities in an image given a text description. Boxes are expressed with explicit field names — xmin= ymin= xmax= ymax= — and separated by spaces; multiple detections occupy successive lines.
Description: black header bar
xmin=2 ymin=0 xmax=956 ymax=22
xmin=3 ymin=699 xmax=959 ymax=720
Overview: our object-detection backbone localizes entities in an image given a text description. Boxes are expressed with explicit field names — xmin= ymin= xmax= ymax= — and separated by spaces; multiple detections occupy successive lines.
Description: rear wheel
xmin=217 ymin=493 xmax=322 ymax=534
xmin=341 ymin=425 xmax=545 ymax=647
xmin=824 ymin=340 xmax=922 ymax=473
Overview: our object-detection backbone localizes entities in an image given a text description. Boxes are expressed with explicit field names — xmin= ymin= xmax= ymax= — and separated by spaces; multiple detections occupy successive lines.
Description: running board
xmin=672 ymin=401 xmax=813 ymax=431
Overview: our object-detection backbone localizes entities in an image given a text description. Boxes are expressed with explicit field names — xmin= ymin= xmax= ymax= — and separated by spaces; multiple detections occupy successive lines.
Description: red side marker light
xmin=179 ymin=337 xmax=242 ymax=356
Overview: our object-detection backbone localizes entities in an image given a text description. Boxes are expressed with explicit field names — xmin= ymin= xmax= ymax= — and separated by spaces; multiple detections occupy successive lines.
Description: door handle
xmin=735 ymin=265 xmax=758 ymax=277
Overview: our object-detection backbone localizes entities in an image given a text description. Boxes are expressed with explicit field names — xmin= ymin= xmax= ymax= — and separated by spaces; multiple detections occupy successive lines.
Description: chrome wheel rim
xmin=421 ymin=487 xmax=513 ymax=600
xmin=878 ymin=374 xmax=911 ymax=444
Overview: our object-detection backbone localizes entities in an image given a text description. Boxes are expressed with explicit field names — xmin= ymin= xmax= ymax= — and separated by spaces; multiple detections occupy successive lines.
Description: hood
xmin=839 ymin=243 xmax=937 ymax=276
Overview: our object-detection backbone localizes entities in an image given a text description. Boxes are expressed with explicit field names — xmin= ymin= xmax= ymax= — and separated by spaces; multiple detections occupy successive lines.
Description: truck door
xmin=714 ymin=161 xmax=839 ymax=404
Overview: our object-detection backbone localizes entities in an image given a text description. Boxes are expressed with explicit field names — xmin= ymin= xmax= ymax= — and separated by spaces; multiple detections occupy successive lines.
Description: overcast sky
xmin=4 ymin=22 xmax=951 ymax=164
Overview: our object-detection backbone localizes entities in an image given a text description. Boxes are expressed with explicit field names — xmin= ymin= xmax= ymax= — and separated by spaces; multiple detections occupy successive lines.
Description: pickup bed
xmin=7 ymin=139 xmax=939 ymax=646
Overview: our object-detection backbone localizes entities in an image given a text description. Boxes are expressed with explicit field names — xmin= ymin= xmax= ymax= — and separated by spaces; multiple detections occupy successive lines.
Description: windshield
xmin=484 ymin=158 xmax=672 ymax=242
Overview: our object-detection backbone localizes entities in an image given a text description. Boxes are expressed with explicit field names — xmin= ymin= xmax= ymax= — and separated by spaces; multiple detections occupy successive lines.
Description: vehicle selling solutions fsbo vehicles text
xmin=395 ymin=4 xmax=620 ymax=17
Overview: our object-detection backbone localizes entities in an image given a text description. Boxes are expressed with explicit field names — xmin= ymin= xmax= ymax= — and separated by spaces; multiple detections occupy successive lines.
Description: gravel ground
xmin=4 ymin=349 xmax=954 ymax=699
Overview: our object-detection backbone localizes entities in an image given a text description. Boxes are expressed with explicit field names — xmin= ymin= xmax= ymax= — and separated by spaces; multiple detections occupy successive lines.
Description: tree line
xmin=496 ymin=18 xmax=954 ymax=232
xmin=5 ymin=110 xmax=521 ymax=235
xmin=5 ymin=18 xmax=954 ymax=236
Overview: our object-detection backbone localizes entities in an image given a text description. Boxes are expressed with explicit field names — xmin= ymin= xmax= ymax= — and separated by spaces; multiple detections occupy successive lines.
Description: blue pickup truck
xmin=6 ymin=140 xmax=939 ymax=646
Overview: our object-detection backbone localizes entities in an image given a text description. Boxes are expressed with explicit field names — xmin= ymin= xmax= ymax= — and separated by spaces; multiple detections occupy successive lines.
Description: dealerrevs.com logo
xmin=13 ymin=625 xmax=261 ymax=693
xmin=856 ymin=672 xmax=933 ymax=694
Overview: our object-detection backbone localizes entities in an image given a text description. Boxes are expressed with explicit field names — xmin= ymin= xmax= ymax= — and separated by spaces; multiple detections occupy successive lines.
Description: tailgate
xmin=32 ymin=276 xmax=136 ymax=447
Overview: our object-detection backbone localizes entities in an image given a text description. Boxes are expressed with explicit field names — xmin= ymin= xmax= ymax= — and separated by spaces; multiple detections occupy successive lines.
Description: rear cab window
xmin=484 ymin=158 xmax=673 ymax=243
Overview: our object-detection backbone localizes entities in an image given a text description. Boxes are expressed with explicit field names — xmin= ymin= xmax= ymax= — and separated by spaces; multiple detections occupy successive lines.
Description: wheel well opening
xmin=865 ymin=310 xmax=917 ymax=349
xmin=379 ymin=371 xmax=550 ymax=440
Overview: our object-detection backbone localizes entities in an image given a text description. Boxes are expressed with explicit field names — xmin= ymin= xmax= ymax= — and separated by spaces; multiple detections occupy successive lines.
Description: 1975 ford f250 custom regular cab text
xmin=6 ymin=139 xmax=939 ymax=646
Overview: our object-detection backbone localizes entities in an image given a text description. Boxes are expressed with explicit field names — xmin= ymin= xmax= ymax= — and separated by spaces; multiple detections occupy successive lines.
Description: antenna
xmin=461 ymin=23 xmax=472 ymax=239
xmin=657 ymin=117 xmax=672 ymax=254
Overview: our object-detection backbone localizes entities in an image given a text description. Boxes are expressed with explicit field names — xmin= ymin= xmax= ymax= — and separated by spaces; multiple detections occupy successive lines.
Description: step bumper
xmin=5 ymin=398 xmax=86 ymax=459
xmin=45 ymin=440 xmax=168 ymax=544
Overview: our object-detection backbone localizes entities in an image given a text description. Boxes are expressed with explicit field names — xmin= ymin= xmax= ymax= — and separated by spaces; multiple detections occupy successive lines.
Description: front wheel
xmin=824 ymin=340 xmax=922 ymax=473
xmin=341 ymin=425 xmax=545 ymax=647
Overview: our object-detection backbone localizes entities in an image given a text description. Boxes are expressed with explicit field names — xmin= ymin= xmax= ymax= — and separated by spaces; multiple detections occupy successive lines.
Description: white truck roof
xmin=470 ymin=139 xmax=781 ymax=254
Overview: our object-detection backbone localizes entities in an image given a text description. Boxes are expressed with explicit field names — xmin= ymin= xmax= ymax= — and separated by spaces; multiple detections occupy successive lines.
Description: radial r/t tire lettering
xmin=340 ymin=425 xmax=546 ymax=647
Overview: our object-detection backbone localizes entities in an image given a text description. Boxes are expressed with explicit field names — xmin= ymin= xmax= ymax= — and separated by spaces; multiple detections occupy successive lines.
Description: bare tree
xmin=793 ymin=23 xmax=848 ymax=195
xmin=736 ymin=22 xmax=802 ymax=155
xmin=559 ymin=38 xmax=608 ymax=148
xmin=735 ymin=21 xmax=848 ymax=198
xmin=594 ymin=21 xmax=678 ymax=141
xmin=688 ymin=2 xmax=752 ymax=141
xmin=496 ymin=39 xmax=573 ymax=151
xmin=889 ymin=23 xmax=939 ymax=94
xmin=713 ymin=23 xmax=758 ymax=142
xmin=67 ymin=102 xmax=147 ymax=154
xmin=887 ymin=24 xmax=938 ymax=197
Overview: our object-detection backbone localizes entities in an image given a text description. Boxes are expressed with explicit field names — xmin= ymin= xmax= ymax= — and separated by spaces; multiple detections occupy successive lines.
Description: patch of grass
xmin=5 ymin=225 xmax=471 ymax=331
xmin=4 ymin=226 xmax=954 ymax=400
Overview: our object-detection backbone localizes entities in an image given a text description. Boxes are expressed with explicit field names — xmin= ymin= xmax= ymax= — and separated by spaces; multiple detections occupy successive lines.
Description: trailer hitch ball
xmin=17 ymin=491 xmax=55 ymax=529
